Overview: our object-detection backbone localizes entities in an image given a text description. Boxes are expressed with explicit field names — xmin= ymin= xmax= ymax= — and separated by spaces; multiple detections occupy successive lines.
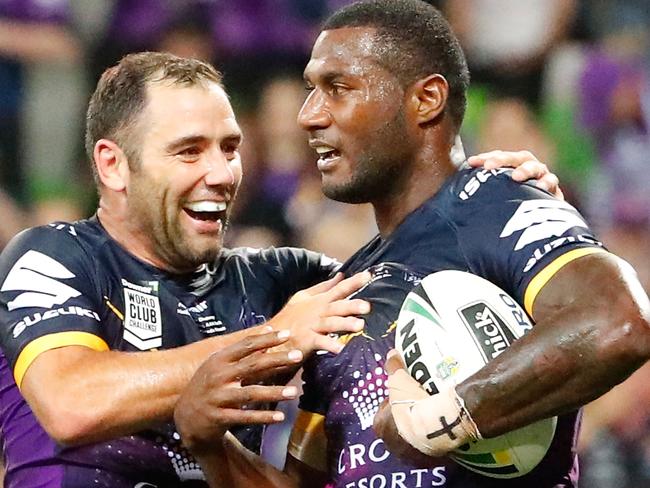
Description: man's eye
xmin=331 ymin=84 xmax=347 ymax=96
xmin=179 ymin=147 xmax=201 ymax=157
xmin=222 ymin=144 xmax=240 ymax=158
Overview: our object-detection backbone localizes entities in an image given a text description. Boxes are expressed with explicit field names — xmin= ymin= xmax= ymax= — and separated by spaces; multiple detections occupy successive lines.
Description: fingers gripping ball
xmin=387 ymin=356 xmax=480 ymax=457
xmin=394 ymin=270 xmax=557 ymax=478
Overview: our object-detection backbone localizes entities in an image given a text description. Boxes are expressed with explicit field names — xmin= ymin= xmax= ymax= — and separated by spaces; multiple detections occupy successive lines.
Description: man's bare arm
xmin=375 ymin=253 xmax=650 ymax=455
xmin=22 ymin=335 xmax=248 ymax=445
xmin=20 ymin=272 xmax=371 ymax=445
xmin=458 ymin=252 xmax=650 ymax=436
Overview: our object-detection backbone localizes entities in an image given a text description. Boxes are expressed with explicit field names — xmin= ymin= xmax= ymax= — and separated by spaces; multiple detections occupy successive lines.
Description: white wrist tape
xmin=388 ymin=368 xmax=481 ymax=457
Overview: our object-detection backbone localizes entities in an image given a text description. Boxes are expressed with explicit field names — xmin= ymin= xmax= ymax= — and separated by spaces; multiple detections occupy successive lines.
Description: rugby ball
xmin=395 ymin=270 xmax=557 ymax=478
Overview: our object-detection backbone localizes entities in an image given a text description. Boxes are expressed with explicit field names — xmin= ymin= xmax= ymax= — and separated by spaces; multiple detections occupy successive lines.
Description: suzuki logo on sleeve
xmin=1 ymin=250 xmax=81 ymax=311
xmin=500 ymin=200 xmax=588 ymax=251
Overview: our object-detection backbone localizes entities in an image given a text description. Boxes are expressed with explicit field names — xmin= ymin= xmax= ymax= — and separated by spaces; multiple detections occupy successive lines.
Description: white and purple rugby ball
xmin=395 ymin=270 xmax=557 ymax=478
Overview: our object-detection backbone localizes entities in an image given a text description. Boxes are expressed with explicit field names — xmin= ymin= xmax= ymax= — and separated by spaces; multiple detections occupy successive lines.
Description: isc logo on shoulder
xmin=122 ymin=279 xmax=162 ymax=350
xmin=459 ymin=169 xmax=508 ymax=200
xmin=459 ymin=302 xmax=517 ymax=361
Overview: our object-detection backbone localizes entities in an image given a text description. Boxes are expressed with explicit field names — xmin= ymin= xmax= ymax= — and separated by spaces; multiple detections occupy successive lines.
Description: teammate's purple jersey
xmin=293 ymin=168 xmax=604 ymax=487
xmin=0 ymin=216 xmax=335 ymax=487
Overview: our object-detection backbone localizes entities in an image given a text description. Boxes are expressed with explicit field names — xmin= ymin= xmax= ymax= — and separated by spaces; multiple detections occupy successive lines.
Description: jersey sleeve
xmin=272 ymin=246 xmax=339 ymax=282
xmin=0 ymin=226 xmax=108 ymax=387
xmin=450 ymin=170 xmax=606 ymax=315
xmin=261 ymin=246 xmax=340 ymax=299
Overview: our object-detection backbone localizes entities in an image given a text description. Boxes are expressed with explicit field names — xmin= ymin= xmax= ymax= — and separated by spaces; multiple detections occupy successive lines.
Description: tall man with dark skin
xmin=174 ymin=1 xmax=650 ymax=487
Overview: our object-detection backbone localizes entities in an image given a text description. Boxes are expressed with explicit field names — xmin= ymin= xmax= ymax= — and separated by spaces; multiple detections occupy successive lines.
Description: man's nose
xmin=298 ymin=90 xmax=331 ymax=131
xmin=203 ymin=150 xmax=238 ymax=189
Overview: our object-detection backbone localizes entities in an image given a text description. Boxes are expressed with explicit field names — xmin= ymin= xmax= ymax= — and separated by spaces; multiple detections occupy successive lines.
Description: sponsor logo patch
xmin=500 ymin=200 xmax=599 ymax=272
xmin=521 ymin=234 xmax=601 ymax=272
xmin=500 ymin=199 xmax=588 ymax=251
xmin=48 ymin=222 xmax=77 ymax=236
xmin=122 ymin=279 xmax=162 ymax=350
xmin=177 ymin=301 xmax=226 ymax=334
xmin=336 ymin=439 xmax=448 ymax=485
xmin=341 ymin=355 xmax=387 ymax=430
xmin=459 ymin=169 xmax=509 ymax=200
xmin=12 ymin=306 xmax=100 ymax=338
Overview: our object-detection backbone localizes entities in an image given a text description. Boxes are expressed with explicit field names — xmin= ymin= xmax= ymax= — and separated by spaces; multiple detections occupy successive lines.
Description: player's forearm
xmin=196 ymin=432 xmax=297 ymax=488
xmin=457 ymin=254 xmax=650 ymax=437
xmin=21 ymin=326 xmax=260 ymax=445
xmin=193 ymin=448 xmax=236 ymax=488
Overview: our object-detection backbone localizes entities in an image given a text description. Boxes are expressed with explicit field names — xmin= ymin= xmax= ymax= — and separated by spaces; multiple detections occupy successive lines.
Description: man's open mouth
xmin=184 ymin=201 xmax=227 ymax=222
xmin=316 ymin=146 xmax=341 ymax=163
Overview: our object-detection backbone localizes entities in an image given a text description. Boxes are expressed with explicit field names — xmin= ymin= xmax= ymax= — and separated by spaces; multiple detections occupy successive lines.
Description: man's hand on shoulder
xmin=468 ymin=150 xmax=564 ymax=199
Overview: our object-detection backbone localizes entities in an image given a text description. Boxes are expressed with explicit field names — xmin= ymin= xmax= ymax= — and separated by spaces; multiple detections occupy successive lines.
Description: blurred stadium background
xmin=0 ymin=0 xmax=649 ymax=485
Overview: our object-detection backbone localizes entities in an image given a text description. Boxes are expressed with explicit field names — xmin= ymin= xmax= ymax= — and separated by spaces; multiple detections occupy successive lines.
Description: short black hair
xmin=85 ymin=52 xmax=223 ymax=182
xmin=323 ymin=0 xmax=469 ymax=130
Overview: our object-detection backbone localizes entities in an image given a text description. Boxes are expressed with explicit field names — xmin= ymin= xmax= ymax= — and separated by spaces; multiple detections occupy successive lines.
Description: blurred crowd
xmin=0 ymin=0 xmax=649 ymax=486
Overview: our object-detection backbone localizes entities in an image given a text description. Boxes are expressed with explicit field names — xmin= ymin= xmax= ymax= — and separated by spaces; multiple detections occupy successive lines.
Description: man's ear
xmin=409 ymin=74 xmax=449 ymax=125
xmin=94 ymin=139 xmax=130 ymax=191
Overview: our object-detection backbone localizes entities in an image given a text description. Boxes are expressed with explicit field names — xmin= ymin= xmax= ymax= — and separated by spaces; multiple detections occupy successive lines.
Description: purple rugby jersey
xmin=0 ymin=216 xmax=336 ymax=487
xmin=290 ymin=168 xmax=604 ymax=487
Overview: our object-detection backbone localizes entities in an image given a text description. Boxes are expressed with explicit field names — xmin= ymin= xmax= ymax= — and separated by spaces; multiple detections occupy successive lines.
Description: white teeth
xmin=186 ymin=201 xmax=227 ymax=212
xmin=315 ymin=145 xmax=336 ymax=154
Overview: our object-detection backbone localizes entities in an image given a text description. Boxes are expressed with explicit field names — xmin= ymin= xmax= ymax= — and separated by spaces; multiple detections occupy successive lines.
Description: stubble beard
xmin=322 ymin=153 xmax=403 ymax=204
xmin=129 ymin=177 xmax=227 ymax=273
xmin=322 ymin=107 xmax=411 ymax=205
xmin=157 ymin=211 xmax=228 ymax=273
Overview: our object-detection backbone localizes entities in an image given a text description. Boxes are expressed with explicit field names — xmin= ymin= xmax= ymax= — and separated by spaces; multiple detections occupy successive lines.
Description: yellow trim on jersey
xmin=524 ymin=247 xmax=607 ymax=316
xmin=293 ymin=408 xmax=325 ymax=434
xmin=288 ymin=409 xmax=327 ymax=472
xmin=338 ymin=329 xmax=372 ymax=345
xmin=104 ymin=296 xmax=124 ymax=321
xmin=14 ymin=332 xmax=109 ymax=388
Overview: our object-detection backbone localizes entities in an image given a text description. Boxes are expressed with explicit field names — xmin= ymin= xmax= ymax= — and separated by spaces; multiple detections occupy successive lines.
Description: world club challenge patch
xmin=122 ymin=279 xmax=162 ymax=350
